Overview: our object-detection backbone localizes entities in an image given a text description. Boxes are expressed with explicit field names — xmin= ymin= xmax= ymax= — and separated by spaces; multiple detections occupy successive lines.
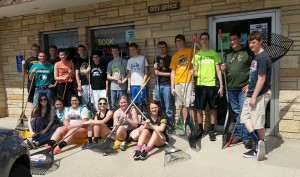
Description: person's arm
xmin=28 ymin=110 xmax=35 ymax=136
xmin=125 ymin=107 xmax=138 ymax=128
xmin=171 ymin=69 xmax=176 ymax=96
xmin=141 ymin=66 xmax=149 ymax=87
xmin=41 ymin=107 xmax=55 ymax=134
xmin=153 ymin=120 xmax=167 ymax=132
xmin=127 ymin=70 xmax=131 ymax=94
xmin=22 ymin=59 xmax=28 ymax=76
xmin=249 ymin=74 xmax=266 ymax=107
xmin=113 ymin=110 xmax=121 ymax=126
xmin=216 ymin=64 xmax=224 ymax=97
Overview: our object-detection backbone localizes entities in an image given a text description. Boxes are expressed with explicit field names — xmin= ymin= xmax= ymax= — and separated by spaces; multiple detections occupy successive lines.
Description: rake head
xmin=30 ymin=149 xmax=54 ymax=175
xmin=164 ymin=146 xmax=191 ymax=167
xmin=90 ymin=138 xmax=115 ymax=154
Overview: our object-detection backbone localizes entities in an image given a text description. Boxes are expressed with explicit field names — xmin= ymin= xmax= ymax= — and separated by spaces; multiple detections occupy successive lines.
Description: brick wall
xmin=0 ymin=0 xmax=300 ymax=138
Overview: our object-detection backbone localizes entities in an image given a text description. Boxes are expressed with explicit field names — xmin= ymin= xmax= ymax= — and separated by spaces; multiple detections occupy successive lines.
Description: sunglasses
xmin=98 ymin=102 xmax=107 ymax=106
xmin=40 ymin=98 xmax=47 ymax=101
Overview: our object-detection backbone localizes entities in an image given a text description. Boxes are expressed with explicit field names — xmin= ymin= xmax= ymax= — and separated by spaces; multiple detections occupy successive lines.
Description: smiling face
xmin=59 ymin=51 xmax=67 ymax=61
xmin=98 ymin=99 xmax=108 ymax=110
xmin=248 ymin=39 xmax=262 ymax=54
xmin=200 ymin=34 xmax=209 ymax=48
xmin=55 ymin=100 xmax=64 ymax=111
xmin=118 ymin=97 xmax=128 ymax=110
xmin=150 ymin=103 xmax=160 ymax=116
xmin=77 ymin=47 xmax=86 ymax=58
xmin=70 ymin=96 xmax=80 ymax=109
xmin=38 ymin=52 xmax=47 ymax=63
xmin=229 ymin=35 xmax=242 ymax=51
xmin=112 ymin=48 xmax=120 ymax=58
xmin=39 ymin=96 xmax=48 ymax=106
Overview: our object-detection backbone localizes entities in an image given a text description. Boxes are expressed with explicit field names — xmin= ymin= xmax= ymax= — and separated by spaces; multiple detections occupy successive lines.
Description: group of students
xmin=24 ymin=29 xmax=271 ymax=161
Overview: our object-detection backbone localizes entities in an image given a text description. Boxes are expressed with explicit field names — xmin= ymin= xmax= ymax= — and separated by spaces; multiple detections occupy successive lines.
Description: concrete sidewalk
xmin=1 ymin=117 xmax=300 ymax=177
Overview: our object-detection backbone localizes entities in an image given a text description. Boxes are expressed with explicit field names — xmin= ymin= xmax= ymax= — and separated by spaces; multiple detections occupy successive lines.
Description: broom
xmin=131 ymin=101 xmax=191 ymax=167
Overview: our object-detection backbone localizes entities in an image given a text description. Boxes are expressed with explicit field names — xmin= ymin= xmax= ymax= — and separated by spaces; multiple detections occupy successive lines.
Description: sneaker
xmin=81 ymin=142 xmax=92 ymax=150
xmin=120 ymin=141 xmax=126 ymax=151
xmin=140 ymin=150 xmax=148 ymax=160
xmin=209 ymin=131 xmax=216 ymax=141
xmin=231 ymin=137 xmax=242 ymax=144
xmin=243 ymin=148 xmax=257 ymax=158
xmin=133 ymin=150 xmax=141 ymax=160
xmin=195 ymin=131 xmax=203 ymax=141
xmin=257 ymin=140 xmax=265 ymax=161
xmin=244 ymin=140 xmax=254 ymax=149
xmin=53 ymin=146 xmax=62 ymax=155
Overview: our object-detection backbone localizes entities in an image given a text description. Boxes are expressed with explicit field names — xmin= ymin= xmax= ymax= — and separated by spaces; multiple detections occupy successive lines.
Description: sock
xmin=145 ymin=146 xmax=152 ymax=152
xmin=136 ymin=144 xmax=142 ymax=151
xmin=198 ymin=123 xmax=203 ymax=132
xmin=211 ymin=124 xmax=215 ymax=131
xmin=48 ymin=140 xmax=56 ymax=146
xmin=125 ymin=137 xmax=133 ymax=144
xmin=88 ymin=137 xmax=93 ymax=143
xmin=58 ymin=141 xmax=67 ymax=149
xmin=94 ymin=137 xmax=99 ymax=143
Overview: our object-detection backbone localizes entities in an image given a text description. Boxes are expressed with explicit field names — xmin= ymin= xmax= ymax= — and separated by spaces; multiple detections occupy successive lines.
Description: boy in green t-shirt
xmin=192 ymin=32 xmax=224 ymax=141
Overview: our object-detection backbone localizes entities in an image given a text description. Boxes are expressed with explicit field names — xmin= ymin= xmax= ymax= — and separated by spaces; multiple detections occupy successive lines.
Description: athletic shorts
xmin=131 ymin=86 xmax=147 ymax=104
xmin=194 ymin=85 xmax=218 ymax=110
xmin=240 ymin=90 xmax=272 ymax=129
xmin=175 ymin=82 xmax=194 ymax=107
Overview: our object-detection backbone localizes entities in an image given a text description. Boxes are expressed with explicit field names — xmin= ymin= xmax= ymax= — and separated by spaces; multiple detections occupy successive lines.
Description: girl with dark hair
xmin=54 ymin=49 xmax=75 ymax=107
xmin=81 ymin=97 xmax=113 ymax=150
xmin=45 ymin=94 xmax=89 ymax=154
xmin=133 ymin=100 xmax=168 ymax=160
xmin=28 ymin=94 xmax=55 ymax=144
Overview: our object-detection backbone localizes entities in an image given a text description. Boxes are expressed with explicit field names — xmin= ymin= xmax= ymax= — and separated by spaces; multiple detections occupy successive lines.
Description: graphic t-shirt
xmin=75 ymin=57 xmax=90 ymax=85
xmin=193 ymin=49 xmax=221 ymax=86
xmin=155 ymin=55 xmax=172 ymax=85
xmin=247 ymin=51 xmax=271 ymax=97
xmin=107 ymin=58 xmax=128 ymax=90
xmin=29 ymin=62 xmax=54 ymax=87
xmin=224 ymin=48 xmax=251 ymax=90
xmin=127 ymin=55 xmax=149 ymax=86
xmin=169 ymin=48 xmax=193 ymax=85
xmin=64 ymin=106 xmax=89 ymax=125
xmin=90 ymin=62 xmax=107 ymax=90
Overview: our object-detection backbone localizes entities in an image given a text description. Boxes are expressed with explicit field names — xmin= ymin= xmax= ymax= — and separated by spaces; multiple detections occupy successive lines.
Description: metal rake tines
xmin=30 ymin=153 xmax=54 ymax=175
xmin=164 ymin=147 xmax=191 ymax=167
xmin=15 ymin=119 xmax=29 ymax=131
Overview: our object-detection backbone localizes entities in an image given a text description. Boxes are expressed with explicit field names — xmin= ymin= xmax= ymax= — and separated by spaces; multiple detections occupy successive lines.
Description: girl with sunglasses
xmin=133 ymin=100 xmax=168 ymax=160
xmin=82 ymin=97 xmax=113 ymax=150
xmin=45 ymin=94 xmax=89 ymax=154
xmin=27 ymin=94 xmax=55 ymax=148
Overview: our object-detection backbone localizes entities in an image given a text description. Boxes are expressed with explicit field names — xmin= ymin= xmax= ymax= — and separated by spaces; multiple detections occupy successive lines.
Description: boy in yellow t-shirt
xmin=170 ymin=34 xmax=194 ymax=125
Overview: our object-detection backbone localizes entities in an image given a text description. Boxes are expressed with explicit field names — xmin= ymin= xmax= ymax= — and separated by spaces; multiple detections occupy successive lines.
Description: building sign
xmin=148 ymin=2 xmax=180 ymax=13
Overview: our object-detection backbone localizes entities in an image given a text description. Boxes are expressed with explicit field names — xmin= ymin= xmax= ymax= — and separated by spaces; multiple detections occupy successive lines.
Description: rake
xmin=131 ymin=101 xmax=191 ymax=166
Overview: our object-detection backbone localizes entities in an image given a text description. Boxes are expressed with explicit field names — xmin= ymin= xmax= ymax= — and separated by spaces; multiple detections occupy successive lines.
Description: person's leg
xmin=134 ymin=129 xmax=151 ymax=160
xmin=33 ymin=88 xmax=41 ymax=108
xmin=120 ymin=127 xmax=143 ymax=151
xmin=115 ymin=126 xmax=127 ymax=141
xmin=35 ymin=124 xmax=61 ymax=146
xmin=45 ymin=88 xmax=53 ymax=105
xmin=92 ymin=90 xmax=101 ymax=111
xmin=110 ymin=90 xmax=117 ymax=111
xmin=154 ymin=84 xmax=160 ymax=101
xmin=46 ymin=126 xmax=68 ymax=148
xmin=162 ymin=85 xmax=174 ymax=127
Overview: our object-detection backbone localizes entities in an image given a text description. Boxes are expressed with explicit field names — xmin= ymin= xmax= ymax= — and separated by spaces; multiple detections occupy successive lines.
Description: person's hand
xmin=242 ymin=85 xmax=249 ymax=93
xmin=249 ymin=97 xmax=256 ymax=108
xmin=190 ymin=68 xmax=195 ymax=76
xmin=218 ymin=87 xmax=224 ymax=97
xmin=40 ymin=129 xmax=47 ymax=135
xmin=32 ymin=68 xmax=38 ymax=73
xmin=154 ymin=63 xmax=158 ymax=70
xmin=77 ymin=86 xmax=82 ymax=92
xmin=30 ymin=131 xmax=36 ymax=137
xmin=83 ymin=120 xmax=93 ymax=125
xmin=48 ymin=84 xmax=55 ymax=88
xmin=140 ymin=81 xmax=145 ymax=88
xmin=86 ymin=65 xmax=91 ymax=73
xmin=171 ymin=88 xmax=176 ymax=96
xmin=220 ymin=63 xmax=226 ymax=71
xmin=117 ymin=79 xmax=123 ymax=84
xmin=68 ymin=68 xmax=72 ymax=73
xmin=22 ymin=60 xmax=26 ymax=66
xmin=127 ymin=88 xmax=131 ymax=94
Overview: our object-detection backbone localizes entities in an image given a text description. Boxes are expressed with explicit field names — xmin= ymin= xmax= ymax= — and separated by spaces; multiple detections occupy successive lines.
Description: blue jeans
xmin=154 ymin=84 xmax=174 ymax=127
xmin=33 ymin=124 xmax=62 ymax=146
xmin=33 ymin=88 xmax=53 ymax=107
xmin=228 ymin=90 xmax=250 ymax=141
xmin=110 ymin=90 xmax=127 ymax=111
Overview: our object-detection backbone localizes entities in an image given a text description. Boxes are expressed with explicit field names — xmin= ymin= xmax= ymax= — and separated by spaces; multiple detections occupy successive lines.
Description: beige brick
xmin=36 ymin=14 xmax=50 ymax=23
xmin=241 ymin=1 xmax=264 ymax=12
xmin=153 ymin=29 xmax=183 ymax=38
xmin=195 ymin=8 xmax=239 ymax=16
xmin=119 ymin=5 xmax=135 ymax=16
xmin=281 ymin=15 xmax=300 ymax=25
xmin=213 ymin=4 xmax=239 ymax=10
xmin=52 ymin=9 xmax=66 ymax=15
xmin=100 ymin=17 xmax=125 ymax=25
xmin=265 ymin=0 xmax=300 ymax=8
xmin=162 ymin=20 xmax=190 ymax=30
xmin=63 ymin=14 xmax=75 ymax=23
xmin=196 ymin=0 xmax=223 ymax=4
xmin=147 ymin=0 xmax=169 ymax=6
xmin=50 ymin=15 xmax=63 ymax=22
xmin=191 ymin=18 xmax=207 ymax=31
xmin=280 ymin=56 xmax=300 ymax=68
xmin=279 ymin=132 xmax=300 ymax=139
xmin=66 ymin=3 xmax=99 ymax=13
xmin=181 ymin=0 xmax=196 ymax=6
xmin=281 ymin=24 xmax=289 ymax=37
xmin=134 ymin=2 xmax=146 ymax=10
xmin=107 ymin=11 xmax=119 ymax=17
xmin=171 ymin=14 xmax=195 ymax=22
xmin=135 ymin=28 xmax=151 ymax=39
xmin=280 ymin=111 xmax=294 ymax=120
xmin=189 ymin=3 xmax=211 ymax=13
xmin=280 ymin=81 xmax=298 ymax=90
xmin=279 ymin=120 xmax=300 ymax=133
xmin=78 ymin=27 xmax=86 ymax=35
xmin=12 ymin=20 xmax=21 ymax=29
xmin=75 ymin=11 xmax=94 ymax=19
xmin=294 ymin=112 xmax=300 ymax=121
xmin=18 ymin=36 xmax=28 ymax=45
xmin=99 ymin=0 xmax=126 ymax=8
xmin=148 ymin=14 xmax=170 ymax=24
xmin=28 ymin=23 xmax=43 ymax=30
xmin=44 ymin=22 xmax=55 ymax=31
xmin=21 ymin=18 xmax=35 ymax=25
xmin=10 ymin=16 xmax=23 ymax=21
xmin=89 ymin=17 xmax=100 ymax=26
xmin=75 ymin=19 xmax=89 ymax=27
xmin=290 ymin=23 xmax=300 ymax=32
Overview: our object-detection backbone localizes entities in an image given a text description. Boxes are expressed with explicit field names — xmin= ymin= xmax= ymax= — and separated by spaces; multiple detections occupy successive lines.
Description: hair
xmin=77 ymin=45 xmax=86 ymax=50
xmin=149 ymin=100 xmax=166 ymax=125
xmin=118 ymin=95 xmax=128 ymax=103
xmin=200 ymin=32 xmax=210 ymax=39
xmin=54 ymin=96 xmax=64 ymax=105
xmin=129 ymin=42 xmax=138 ymax=49
xmin=31 ymin=94 xmax=51 ymax=119
xmin=175 ymin=34 xmax=185 ymax=42
xmin=92 ymin=50 xmax=103 ymax=57
xmin=157 ymin=41 xmax=168 ymax=48
xmin=38 ymin=51 xmax=47 ymax=56
xmin=31 ymin=44 xmax=40 ymax=50
xmin=49 ymin=45 xmax=58 ymax=50
xmin=70 ymin=94 xmax=82 ymax=105
xmin=111 ymin=45 xmax=120 ymax=51
xmin=98 ymin=97 xmax=108 ymax=103
xmin=229 ymin=31 xmax=241 ymax=38
xmin=248 ymin=31 xmax=263 ymax=41
xmin=58 ymin=49 xmax=69 ymax=56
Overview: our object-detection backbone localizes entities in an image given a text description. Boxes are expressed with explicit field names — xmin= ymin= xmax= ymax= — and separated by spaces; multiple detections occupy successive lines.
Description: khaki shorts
xmin=175 ymin=82 xmax=194 ymax=107
xmin=240 ymin=90 xmax=272 ymax=129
